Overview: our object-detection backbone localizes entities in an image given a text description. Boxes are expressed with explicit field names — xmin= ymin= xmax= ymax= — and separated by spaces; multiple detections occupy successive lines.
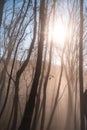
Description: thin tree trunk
xmin=79 ymin=0 xmax=85 ymax=130
xmin=40 ymin=32 xmax=53 ymax=130
xmin=0 ymin=0 xmax=5 ymax=26
xmin=31 ymin=27 xmax=48 ymax=130
xmin=46 ymin=60 xmax=63 ymax=130
xmin=74 ymin=70 xmax=78 ymax=130
xmin=31 ymin=1 xmax=49 ymax=129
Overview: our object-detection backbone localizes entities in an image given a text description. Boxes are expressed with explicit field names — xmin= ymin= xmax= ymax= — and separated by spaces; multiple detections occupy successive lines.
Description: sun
xmin=49 ymin=20 xmax=66 ymax=46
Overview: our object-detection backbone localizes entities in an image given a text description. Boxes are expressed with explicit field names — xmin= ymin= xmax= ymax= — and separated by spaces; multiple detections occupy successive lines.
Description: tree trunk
xmin=79 ymin=0 xmax=85 ymax=130
xmin=18 ymin=0 xmax=46 ymax=130
xmin=0 ymin=0 xmax=5 ymax=26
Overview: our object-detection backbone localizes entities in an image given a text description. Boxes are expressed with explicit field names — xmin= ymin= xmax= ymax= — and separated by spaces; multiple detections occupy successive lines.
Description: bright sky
xmin=1 ymin=0 xmax=87 ymax=65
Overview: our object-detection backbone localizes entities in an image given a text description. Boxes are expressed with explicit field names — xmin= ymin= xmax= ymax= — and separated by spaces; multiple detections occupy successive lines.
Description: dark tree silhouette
xmin=83 ymin=90 xmax=87 ymax=118
xmin=10 ymin=1 xmax=37 ymax=130
xmin=79 ymin=0 xmax=85 ymax=130
xmin=31 ymin=1 xmax=49 ymax=129
xmin=83 ymin=89 xmax=87 ymax=129
xmin=18 ymin=0 xmax=46 ymax=130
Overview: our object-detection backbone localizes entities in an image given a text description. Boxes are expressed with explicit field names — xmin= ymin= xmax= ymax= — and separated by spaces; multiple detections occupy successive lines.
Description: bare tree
xmin=18 ymin=0 xmax=46 ymax=130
